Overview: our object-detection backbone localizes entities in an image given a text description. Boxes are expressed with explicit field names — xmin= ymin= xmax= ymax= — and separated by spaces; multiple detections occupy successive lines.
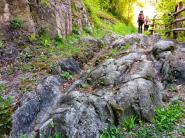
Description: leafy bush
xmin=40 ymin=35 xmax=52 ymax=47
xmin=38 ymin=28 xmax=52 ymax=47
xmin=10 ymin=18 xmax=23 ymax=29
xmin=100 ymin=126 xmax=124 ymax=138
xmin=28 ymin=33 xmax=37 ymax=43
xmin=0 ymin=96 xmax=13 ymax=135
xmin=154 ymin=101 xmax=185 ymax=131
xmin=61 ymin=71 xmax=73 ymax=80
xmin=121 ymin=116 xmax=136 ymax=132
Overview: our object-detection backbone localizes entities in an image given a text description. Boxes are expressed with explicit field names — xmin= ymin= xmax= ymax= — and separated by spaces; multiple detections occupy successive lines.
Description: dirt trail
xmin=83 ymin=46 xmax=112 ymax=70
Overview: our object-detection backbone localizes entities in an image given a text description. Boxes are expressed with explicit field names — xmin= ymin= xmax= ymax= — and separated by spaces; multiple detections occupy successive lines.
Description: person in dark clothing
xmin=138 ymin=10 xmax=144 ymax=33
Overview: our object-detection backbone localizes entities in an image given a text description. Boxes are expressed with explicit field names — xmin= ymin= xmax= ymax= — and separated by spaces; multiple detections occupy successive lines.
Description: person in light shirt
xmin=144 ymin=16 xmax=149 ymax=31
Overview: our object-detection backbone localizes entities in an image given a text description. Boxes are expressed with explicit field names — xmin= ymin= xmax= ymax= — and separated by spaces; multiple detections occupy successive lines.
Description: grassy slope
xmin=83 ymin=0 xmax=136 ymax=38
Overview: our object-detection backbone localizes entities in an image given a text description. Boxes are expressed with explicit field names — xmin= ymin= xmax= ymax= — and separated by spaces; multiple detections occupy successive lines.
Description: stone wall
xmin=0 ymin=0 xmax=91 ymax=39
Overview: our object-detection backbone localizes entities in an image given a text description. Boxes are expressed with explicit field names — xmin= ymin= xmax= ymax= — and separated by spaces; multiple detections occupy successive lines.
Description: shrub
xmin=10 ymin=18 xmax=23 ymax=29
xmin=61 ymin=71 xmax=73 ymax=80
xmin=40 ymin=35 xmax=52 ymax=47
xmin=154 ymin=101 xmax=185 ymax=131
xmin=28 ymin=33 xmax=37 ymax=43
xmin=121 ymin=116 xmax=136 ymax=132
xmin=0 ymin=96 xmax=13 ymax=135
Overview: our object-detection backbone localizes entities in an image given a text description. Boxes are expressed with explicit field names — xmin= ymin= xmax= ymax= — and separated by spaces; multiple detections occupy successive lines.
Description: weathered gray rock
xmin=116 ymin=78 xmax=162 ymax=122
xmin=111 ymin=34 xmax=151 ymax=49
xmin=13 ymin=35 xmax=185 ymax=138
xmin=102 ymin=34 xmax=121 ymax=46
xmin=0 ymin=0 xmax=35 ymax=34
xmin=89 ymin=53 xmax=156 ymax=86
xmin=52 ymin=58 xmax=81 ymax=75
xmin=160 ymin=47 xmax=185 ymax=84
xmin=11 ymin=52 xmax=163 ymax=137
xmin=151 ymin=40 xmax=185 ymax=84
xmin=11 ymin=76 xmax=64 ymax=138
xmin=0 ymin=0 xmax=91 ymax=39
xmin=88 ymin=52 xmax=162 ymax=122
xmin=153 ymin=40 xmax=176 ymax=58
xmin=0 ymin=47 xmax=19 ymax=63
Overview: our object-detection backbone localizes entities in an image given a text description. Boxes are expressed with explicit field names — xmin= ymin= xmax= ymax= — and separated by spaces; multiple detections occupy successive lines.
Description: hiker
xmin=138 ymin=10 xmax=144 ymax=33
xmin=144 ymin=16 xmax=149 ymax=31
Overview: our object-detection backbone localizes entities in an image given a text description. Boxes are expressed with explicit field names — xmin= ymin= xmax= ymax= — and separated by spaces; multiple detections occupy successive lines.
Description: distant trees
xmin=156 ymin=0 xmax=185 ymax=34
xmin=99 ymin=0 xmax=141 ymax=24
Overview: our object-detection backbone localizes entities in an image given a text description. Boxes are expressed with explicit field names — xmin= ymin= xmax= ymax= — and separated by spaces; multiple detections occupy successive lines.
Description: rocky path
xmin=83 ymin=46 xmax=111 ymax=70
xmin=3 ymin=34 xmax=185 ymax=138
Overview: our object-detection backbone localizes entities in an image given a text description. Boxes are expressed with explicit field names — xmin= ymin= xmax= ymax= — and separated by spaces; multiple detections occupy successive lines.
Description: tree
xmin=99 ymin=0 xmax=142 ymax=24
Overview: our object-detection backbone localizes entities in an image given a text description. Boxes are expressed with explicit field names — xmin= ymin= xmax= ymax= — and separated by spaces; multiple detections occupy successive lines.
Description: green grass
xmin=55 ymin=35 xmax=83 ymax=58
xmin=121 ymin=116 xmax=136 ymax=132
xmin=10 ymin=18 xmax=23 ymax=29
xmin=123 ymin=43 xmax=130 ymax=50
xmin=154 ymin=101 xmax=185 ymax=132
xmin=0 ymin=96 xmax=13 ymax=135
xmin=28 ymin=33 xmax=37 ymax=43
xmin=100 ymin=101 xmax=185 ymax=137
xmin=61 ymin=71 xmax=73 ymax=80
xmin=100 ymin=126 xmax=124 ymax=138
xmin=134 ymin=127 xmax=161 ymax=138
xmin=178 ymin=36 xmax=185 ymax=42
xmin=168 ymin=84 xmax=178 ymax=93
xmin=83 ymin=0 xmax=136 ymax=37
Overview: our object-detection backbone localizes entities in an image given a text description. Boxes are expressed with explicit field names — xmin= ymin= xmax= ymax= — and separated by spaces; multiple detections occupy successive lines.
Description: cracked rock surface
xmin=11 ymin=34 xmax=185 ymax=138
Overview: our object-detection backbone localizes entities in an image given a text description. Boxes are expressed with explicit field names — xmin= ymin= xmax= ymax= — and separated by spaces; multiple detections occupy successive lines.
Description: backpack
xmin=138 ymin=13 xmax=144 ymax=23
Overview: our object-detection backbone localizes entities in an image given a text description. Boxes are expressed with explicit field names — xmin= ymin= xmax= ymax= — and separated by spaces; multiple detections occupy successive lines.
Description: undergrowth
xmin=83 ymin=0 xmax=136 ymax=37
xmin=0 ymin=96 xmax=13 ymax=135
xmin=100 ymin=101 xmax=185 ymax=138
xmin=154 ymin=101 xmax=185 ymax=132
